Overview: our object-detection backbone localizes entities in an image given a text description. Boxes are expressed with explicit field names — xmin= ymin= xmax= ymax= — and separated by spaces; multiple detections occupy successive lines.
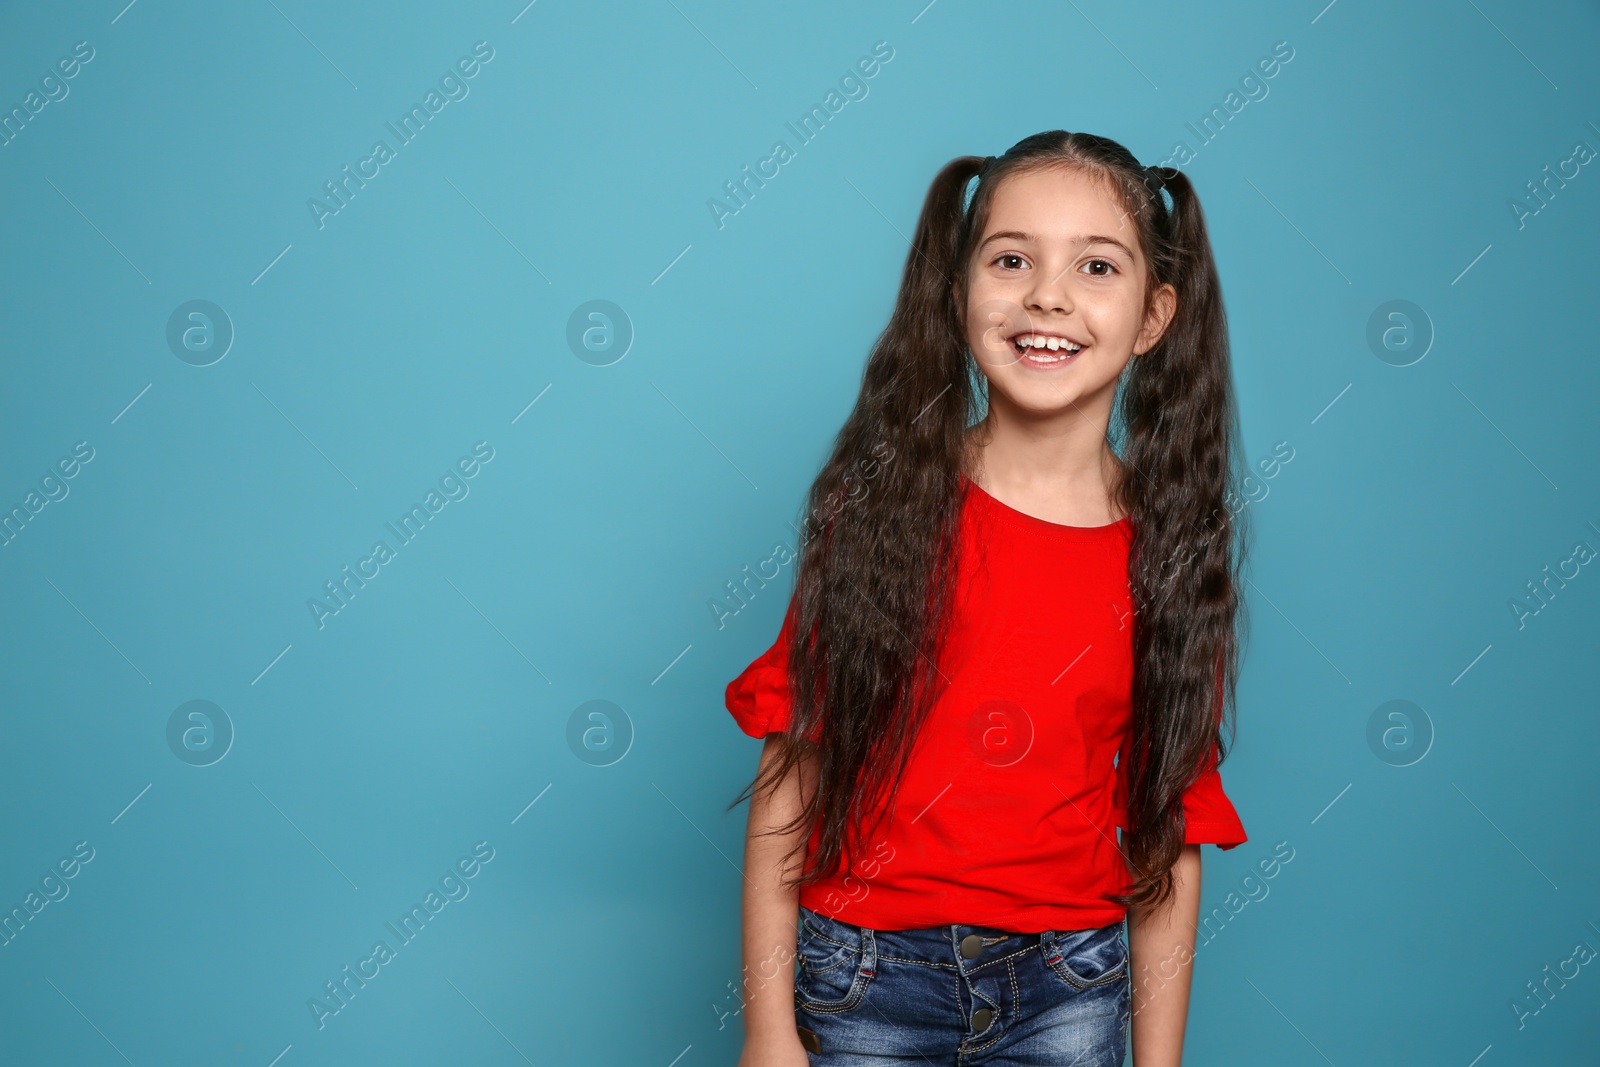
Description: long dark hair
xmin=731 ymin=130 xmax=1247 ymax=912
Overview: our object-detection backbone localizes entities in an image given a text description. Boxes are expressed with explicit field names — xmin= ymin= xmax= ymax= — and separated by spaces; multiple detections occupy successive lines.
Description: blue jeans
xmin=793 ymin=904 xmax=1130 ymax=1065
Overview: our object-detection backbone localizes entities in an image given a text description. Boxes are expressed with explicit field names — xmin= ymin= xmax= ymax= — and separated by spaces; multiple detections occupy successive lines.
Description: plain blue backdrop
xmin=1 ymin=1 xmax=1597 ymax=1064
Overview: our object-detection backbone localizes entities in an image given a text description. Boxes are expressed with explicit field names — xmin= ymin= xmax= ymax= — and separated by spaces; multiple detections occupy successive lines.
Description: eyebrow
xmin=978 ymin=230 xmax=1138 ymax=261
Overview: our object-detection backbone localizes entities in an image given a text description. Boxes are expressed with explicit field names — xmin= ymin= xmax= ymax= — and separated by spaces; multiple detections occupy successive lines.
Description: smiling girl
xmin=728 ymin=130 xmax=1249 ymax=1066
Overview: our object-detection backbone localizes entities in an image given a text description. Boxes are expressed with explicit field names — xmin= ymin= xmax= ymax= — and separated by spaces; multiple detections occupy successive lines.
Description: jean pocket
xmin=1041 ymin=923 xmax=1129 ymax=992
xmin=794 ymin=910 xmax=875 ymax=1014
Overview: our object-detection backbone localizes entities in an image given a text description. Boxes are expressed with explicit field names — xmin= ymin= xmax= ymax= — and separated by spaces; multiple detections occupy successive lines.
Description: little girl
xmin=726 ymin=130 xmax=1248 ymax=1066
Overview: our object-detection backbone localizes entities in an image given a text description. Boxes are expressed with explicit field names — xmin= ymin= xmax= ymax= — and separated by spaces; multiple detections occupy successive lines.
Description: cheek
xmin=965 ymin=288 xmax=1030 ymax=353
xmin=1077 ymin=292 xmax=1141 ymax=341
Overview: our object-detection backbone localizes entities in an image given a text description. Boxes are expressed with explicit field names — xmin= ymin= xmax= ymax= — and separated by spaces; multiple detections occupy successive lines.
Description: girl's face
xmin=959 ymin=165 xmax=1176 ymax=419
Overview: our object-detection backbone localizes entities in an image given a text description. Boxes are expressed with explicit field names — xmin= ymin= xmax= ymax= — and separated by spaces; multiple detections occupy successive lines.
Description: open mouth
xmin=1009 ymin=331 xmax=1087 ymax=364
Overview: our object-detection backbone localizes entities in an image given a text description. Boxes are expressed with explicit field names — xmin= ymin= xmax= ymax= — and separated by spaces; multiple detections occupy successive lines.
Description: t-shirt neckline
xmin=961 ymin=471 xmax=1132 ymax=540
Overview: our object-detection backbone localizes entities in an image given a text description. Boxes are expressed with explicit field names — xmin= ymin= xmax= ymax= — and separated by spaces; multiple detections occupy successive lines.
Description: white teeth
xmin=1014 ymin=333 xmax=1083 ymax=353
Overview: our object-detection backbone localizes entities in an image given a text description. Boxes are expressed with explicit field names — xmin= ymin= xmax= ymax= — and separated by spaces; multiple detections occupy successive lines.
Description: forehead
xmin=981 ymin=166 xmax=1142 ymax=255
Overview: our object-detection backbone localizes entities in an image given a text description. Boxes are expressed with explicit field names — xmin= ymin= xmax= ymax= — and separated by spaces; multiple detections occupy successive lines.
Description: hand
xmin=738 ymin=1023 xmax=811 ymax=1067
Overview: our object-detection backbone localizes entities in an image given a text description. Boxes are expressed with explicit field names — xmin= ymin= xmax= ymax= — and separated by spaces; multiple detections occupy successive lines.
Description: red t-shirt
xmin=724 ymin=472 xmax=1247 ymax=933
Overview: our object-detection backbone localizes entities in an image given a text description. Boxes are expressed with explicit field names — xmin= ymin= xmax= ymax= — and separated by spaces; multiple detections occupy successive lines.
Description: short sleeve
xmin=724 ymin=594 xmax=822 ymax=742
xmin=1111 ymin=738 xmax=1247 ymax=850
xmin=1176 ymin=739 xmax=1247 ymax=849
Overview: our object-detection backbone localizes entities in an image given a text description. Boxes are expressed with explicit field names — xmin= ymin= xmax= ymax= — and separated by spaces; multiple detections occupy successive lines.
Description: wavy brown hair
xmin=730 ymin=130 xmax=1248 ymax=912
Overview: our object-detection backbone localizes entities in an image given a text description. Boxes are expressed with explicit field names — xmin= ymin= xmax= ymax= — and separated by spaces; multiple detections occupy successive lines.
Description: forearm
xmin=741 ymin=734 xmax=814 ymax=1038
xmin=1127 ymin=843 xmax=1202 ymax=1067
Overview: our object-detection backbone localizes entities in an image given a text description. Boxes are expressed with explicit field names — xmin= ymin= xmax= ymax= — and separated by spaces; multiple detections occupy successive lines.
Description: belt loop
xmin=859 ymin=925 xmax=877 ymax=977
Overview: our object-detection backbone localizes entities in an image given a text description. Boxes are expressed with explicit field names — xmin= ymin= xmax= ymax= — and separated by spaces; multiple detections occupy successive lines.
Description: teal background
xmin=2 ymin=1 xmax=1598 ymax=1064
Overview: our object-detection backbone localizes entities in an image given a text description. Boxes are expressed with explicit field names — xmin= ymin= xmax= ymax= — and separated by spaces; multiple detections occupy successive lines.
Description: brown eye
xmin=1083 ymin=259 xmax=1117 ymax=277
xmin=994 ymin=253 xmax=1027 ymax=270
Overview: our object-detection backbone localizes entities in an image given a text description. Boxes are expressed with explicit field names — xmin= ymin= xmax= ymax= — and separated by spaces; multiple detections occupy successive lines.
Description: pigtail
xmin=736 ymin=155 xmax=989 ymax=889
xmin=1117 ymin=164 xmax=1246 ymax=909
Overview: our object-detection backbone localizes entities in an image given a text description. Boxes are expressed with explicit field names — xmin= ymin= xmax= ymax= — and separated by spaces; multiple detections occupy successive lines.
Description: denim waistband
xmin=800 ymin=904 xmax=1096 ymax=969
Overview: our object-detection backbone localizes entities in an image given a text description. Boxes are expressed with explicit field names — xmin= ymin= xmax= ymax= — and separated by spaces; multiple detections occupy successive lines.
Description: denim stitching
xmin=1041 ymin=928 xmax=1129 ymax=991
xmin=1044 ymin=951 xmax=1129 ymax=991
xmin=947 ymin=957 xmax=965 ymax=1041
xmin=961 ymin=961 xmax=1008 ymax=1055
xmin=797 ymin=921 xmax=857 ymax=976
xmin=964 ymin=944 xmax=1038 ymax=973
xmin=796 ymin=926 xmax=877 ymax=1015
xmin=959 ymin=958 xmax=1018 ymax=1053
xmin=955 ymin=939 xmax=1011 ymax=1055
xmin=1119 ymin=973 xmax=1131 ymax=1050
xmin=827 ymin=935 xmax=1042 ymax=972
xmin=798 ymin=948 xmax=854 ymax=977
xmin=799 ymin=923 xmax=858 ymax=953
xmin=870 ymin=943 xmax=1040 ymax=972
xmin=960 ymin=959 xmax=1011 ymax=1049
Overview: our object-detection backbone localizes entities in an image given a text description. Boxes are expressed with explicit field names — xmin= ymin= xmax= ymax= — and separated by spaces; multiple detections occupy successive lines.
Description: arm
xmin=738 ymin=734 xmax=817 ymax=1065
xmin=1126 ymin=843 xmax=1202 ymax=1067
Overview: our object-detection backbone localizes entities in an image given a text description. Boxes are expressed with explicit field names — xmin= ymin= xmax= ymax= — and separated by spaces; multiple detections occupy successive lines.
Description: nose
xmin=1025 ymin=261 xmax=1075 ymax=316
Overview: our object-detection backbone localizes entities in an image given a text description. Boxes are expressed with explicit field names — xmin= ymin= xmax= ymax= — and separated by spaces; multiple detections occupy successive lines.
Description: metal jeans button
xmin=959 ymin=933 xmax=984 ymax=959
xmin=972 ymin=1006 xmax=995 ymax=1031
